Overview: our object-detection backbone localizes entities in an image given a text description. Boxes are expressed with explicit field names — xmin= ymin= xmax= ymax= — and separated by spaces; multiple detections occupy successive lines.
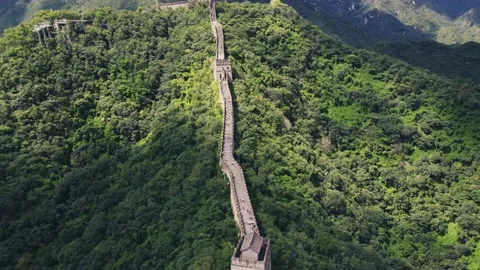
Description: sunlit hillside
xmin=366 ymin=0 xmax=480 ymax=44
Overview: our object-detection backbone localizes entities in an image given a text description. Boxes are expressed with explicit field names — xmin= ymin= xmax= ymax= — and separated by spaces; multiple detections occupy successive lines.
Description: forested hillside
xmin=1 ymin=5 xmax=236 ymax=269
xmin=1 ymin=2 xmax=479 ymax=270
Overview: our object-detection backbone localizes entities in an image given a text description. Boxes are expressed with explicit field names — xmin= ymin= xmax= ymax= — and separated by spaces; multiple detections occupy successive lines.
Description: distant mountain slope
xmin=281 ymin=0 xmax=427 ymax=46
xmin=288 ymin=0 xmax=480 ymax=45
xmin=0 ymin=0 xmax=26 ymax=35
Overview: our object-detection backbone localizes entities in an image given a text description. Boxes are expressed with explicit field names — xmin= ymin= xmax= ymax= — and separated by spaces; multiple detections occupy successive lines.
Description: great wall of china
xmin=210 ymin=1 xmax=272 ymax=269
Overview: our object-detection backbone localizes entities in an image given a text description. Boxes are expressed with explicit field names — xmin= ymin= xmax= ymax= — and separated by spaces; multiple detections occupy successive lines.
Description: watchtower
xmin=215 ymin=59 xmax=233 ymax=82
xmin=231 ymin=232 xmax=272 ymax=270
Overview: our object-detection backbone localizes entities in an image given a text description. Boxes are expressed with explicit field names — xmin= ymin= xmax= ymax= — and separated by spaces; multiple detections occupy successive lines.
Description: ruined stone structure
xmin=32 ymin=19 xmax=91 ymax=44
xmin=32 ymin=22 xmax=52 ymax=44
xmin=53 ymin=19 xmax=91 ymax=31
xmin=34 ymin=1 xmax=199 ymax=44
xmin=209 ymin=1 xmax=271 ymax=269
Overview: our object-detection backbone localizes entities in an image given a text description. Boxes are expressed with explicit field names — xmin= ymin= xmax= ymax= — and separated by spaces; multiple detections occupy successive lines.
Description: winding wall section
xmin=209 ymin=1 xmax=271 ymax=269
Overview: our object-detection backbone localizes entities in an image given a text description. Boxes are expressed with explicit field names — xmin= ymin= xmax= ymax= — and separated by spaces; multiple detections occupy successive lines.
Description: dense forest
xmin=0 ymin=2 xmax=479 ymax=269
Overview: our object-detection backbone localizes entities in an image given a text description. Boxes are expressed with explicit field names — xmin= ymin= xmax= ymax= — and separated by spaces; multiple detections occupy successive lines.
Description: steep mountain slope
xmin=1 ymin=2 xmax=480 ymax=270
xmin=279 ymin=0 xmax=426 ymax=46
xmin=219 ymin=3 xmax=480 ymax=269
xmin=286 ymin=0 xmax=480 ymax=45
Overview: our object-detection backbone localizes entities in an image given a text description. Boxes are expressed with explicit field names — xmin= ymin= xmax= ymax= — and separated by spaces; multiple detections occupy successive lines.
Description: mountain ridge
xmin=294 ymin=0 xmax=480 ymax=45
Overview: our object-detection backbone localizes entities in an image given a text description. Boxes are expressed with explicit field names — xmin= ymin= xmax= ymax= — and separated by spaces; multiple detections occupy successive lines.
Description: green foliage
xmin=470 ymin=242 xmax=480 ymax=270
xmin=435 ymin=223 xmax=461 ymax=247
xmin=0 ymin=2 xmax=479 ymax=270
xmin=328 ymin=105 xmax=364 ymax=128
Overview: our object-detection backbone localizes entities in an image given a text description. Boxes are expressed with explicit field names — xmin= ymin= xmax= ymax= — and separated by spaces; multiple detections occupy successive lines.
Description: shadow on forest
xmin=0 ymin=111 xmax=236 ymax=268
xmin=120 ymin=0 xmax=138 ymax=11
xmin=369 ymin=40 xmax=480 ymax=82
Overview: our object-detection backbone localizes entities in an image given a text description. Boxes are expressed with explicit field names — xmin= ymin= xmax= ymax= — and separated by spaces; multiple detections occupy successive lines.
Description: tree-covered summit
xmin=0 ymin=2 xmax=479 ymax=269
